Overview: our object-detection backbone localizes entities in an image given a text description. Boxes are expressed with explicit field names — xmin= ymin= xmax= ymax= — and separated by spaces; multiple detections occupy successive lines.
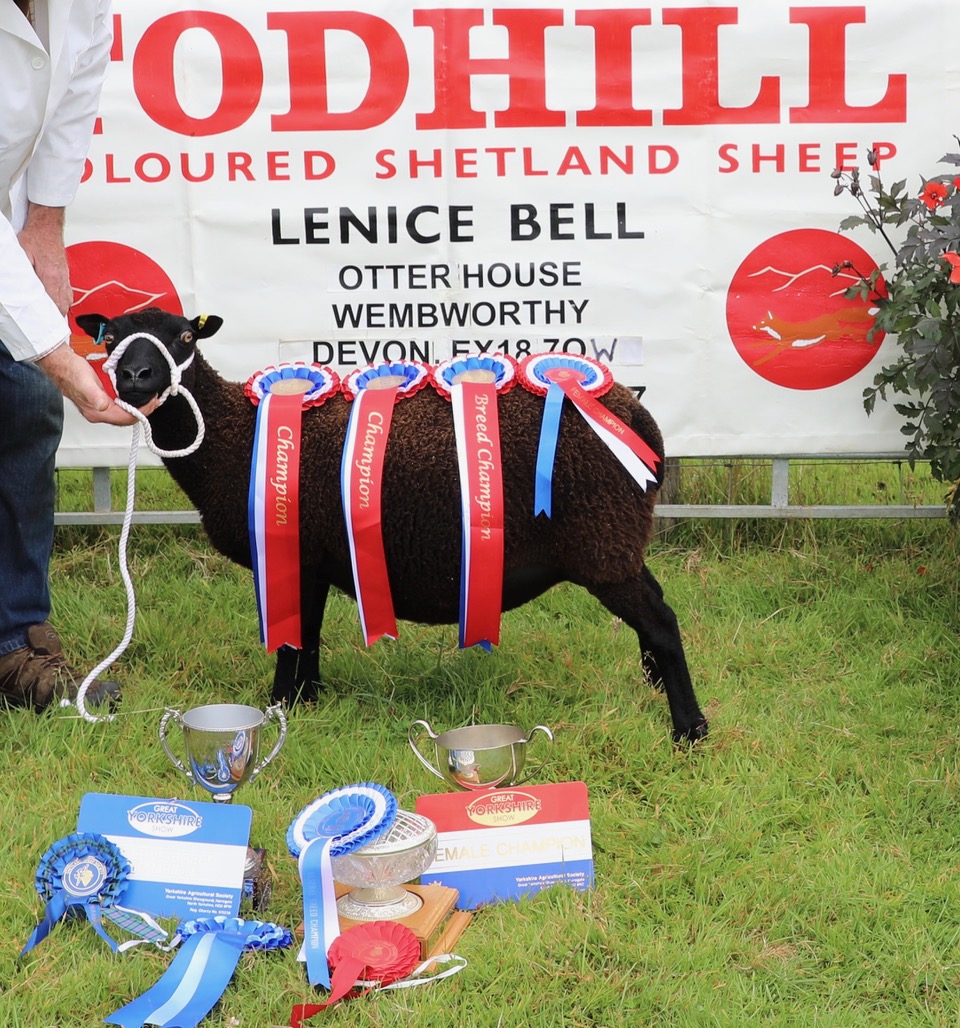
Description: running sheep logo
xmin=66 ymin=241 xmax=182 ymax=358
xmin=726 ymin=228 xmax=887 ymax=390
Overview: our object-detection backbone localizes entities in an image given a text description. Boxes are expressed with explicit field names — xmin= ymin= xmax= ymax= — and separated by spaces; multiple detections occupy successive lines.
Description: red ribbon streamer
xmin=546 ymin=369 xmax=661 ymax=473
xmin=452 ymin=381 xmax=504 ymax=649
xmin=342 ymin=388 xmax=399 ymax=645
xmin=259 ymin=392 xmax=303 ymax=651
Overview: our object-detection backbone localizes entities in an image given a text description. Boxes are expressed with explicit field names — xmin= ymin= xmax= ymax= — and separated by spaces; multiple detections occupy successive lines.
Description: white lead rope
xmin=71 ymin=331 xmax=205 ymax=723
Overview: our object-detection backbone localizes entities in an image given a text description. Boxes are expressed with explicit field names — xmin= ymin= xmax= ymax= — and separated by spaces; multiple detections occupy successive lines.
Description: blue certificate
xmin=77 ymin=792 xmax=252 ymax=921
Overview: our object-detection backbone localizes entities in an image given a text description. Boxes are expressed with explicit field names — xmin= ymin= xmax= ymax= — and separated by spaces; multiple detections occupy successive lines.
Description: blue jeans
xmin=0 ymin=338 xmax=64 ymax=655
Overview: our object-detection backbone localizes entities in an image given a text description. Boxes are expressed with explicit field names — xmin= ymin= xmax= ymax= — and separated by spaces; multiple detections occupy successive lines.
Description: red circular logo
xmin=726 ymin=228 xmax=886 ymax=390
xmin=66 ymin=241 xmax=181 ymax=357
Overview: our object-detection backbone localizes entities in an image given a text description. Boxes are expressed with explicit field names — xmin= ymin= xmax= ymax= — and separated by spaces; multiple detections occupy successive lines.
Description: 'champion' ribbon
xmin=519 ymin=354 xmax=660 ymax=517
xmin=432 ymin=356 xmax=516 ymax=650
xmin=246 ymin=364 xmax=339 ymax=652
xmin=287 ymin=784 xmax=397 ymax=989
xmin=21 ymin=832 xmax=130 ymax=957
xmin=340 ymin=362 xmax=431 ymax=646
xmin=105 ymin=917 xmax=292 ymax=1028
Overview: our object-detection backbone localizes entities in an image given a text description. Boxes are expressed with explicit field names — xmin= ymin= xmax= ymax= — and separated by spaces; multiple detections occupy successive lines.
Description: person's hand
xmin=37 ymin=344 xmax=159 ymax=425
xmin=17 ymin=203 xmax=72 ymax=314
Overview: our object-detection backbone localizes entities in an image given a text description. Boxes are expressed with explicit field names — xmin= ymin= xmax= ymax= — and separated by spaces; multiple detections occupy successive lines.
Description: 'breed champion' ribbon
xmin=21 ymin=832 xmax=131 ymax=957
xmin=518 ymin=354 xmax=660 ymax=517
xmin=246 ymin=364 xmax=339 ymax=651
xmin=105 ymin=917 xmax=292 ymax=1028
xmin=340 ymin=362 xmax=430 ymax=645
xmin=433 ymin=355 xmax=517 ymax=650
xmin=287 ymin=784 xmax=397 ymax=989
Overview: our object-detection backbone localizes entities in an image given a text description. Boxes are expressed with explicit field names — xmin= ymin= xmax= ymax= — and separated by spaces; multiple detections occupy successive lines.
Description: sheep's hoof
xmin=673 ymin=717 xmax=709 ymax=745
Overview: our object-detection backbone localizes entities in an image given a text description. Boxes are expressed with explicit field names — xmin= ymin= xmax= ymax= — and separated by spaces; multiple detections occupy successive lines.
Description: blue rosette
xmin=21 ymin=832 xmax=130 ymax=957
xmin=341 ymin=360 xmax=432 ymax=401
xmin=286 ymin=782 xmax=397 ymax=858
xmin=288 ymin=783 xmax=398 ymax=990
xmin=431 ymin=353 xmax=518 ymax=400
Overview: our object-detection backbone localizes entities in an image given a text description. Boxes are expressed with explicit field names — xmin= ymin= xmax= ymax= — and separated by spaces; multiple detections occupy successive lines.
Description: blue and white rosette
xmin=105 ymin=917 xmax=292 ymax=1028
xmin=288 ymin=783 xmax=397 ymax=989
xmin=20 ymin=832 xmax=130 ymax=957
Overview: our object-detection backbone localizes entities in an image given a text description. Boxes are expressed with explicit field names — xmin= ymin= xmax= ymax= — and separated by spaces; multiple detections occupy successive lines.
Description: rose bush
xmin=833 ymin=145 xmax=960 ymax=519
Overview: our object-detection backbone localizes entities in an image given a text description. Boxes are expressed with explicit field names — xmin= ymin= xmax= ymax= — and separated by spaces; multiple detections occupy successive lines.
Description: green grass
xmin=2 ymin=465 xmax=959 ymax=1026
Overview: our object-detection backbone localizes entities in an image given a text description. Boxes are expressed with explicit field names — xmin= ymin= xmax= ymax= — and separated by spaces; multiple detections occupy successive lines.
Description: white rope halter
xmin=72 ymin=330 xmax=206 ymax=723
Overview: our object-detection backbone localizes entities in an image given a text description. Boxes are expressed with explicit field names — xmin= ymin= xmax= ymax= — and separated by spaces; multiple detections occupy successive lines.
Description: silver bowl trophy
xmin=159 ymin=702 xmax=287 ymax=909
xmin=332 ymin=809 xmax=438 ymax=921
xmin=408 ymin=721 xmax=553 ymax=791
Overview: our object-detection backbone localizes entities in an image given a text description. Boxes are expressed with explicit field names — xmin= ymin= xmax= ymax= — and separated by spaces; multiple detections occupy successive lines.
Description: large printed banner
xmin=59 ymin=0 xmax=960 ymax=465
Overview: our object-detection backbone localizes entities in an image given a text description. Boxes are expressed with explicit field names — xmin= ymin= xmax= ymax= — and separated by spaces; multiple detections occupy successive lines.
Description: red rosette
xmin=326 ymin=921 xmax=420 ymax=1005
xmin=243 ymin=363 xmax=340 ymax=409
xmin=340 ymin=361 xmax=433 ymax=402
xmin=517 ymin=352 xmax=613 ymax=398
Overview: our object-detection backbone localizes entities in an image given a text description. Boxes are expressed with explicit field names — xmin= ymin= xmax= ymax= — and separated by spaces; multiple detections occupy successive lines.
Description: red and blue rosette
xmin=245 ymin=363 xmax=340 ymax=652
xmin=518 ymin=353 xmax=660 ymax=517
xmin=432 ymin=354 xmax=517 ymax=651
xmin=287 ymin=784 xmax=397 ymax=990
xmin=105 ymin=916 xmax=292 ymax=1028
xmin=21 ymin=832 xmax=130 ymax=957
xmin=340 ymin=361 xmax=431 ymax=646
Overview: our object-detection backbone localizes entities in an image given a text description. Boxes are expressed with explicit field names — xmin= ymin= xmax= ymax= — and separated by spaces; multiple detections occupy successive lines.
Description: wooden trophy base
xmin=333 ymin=882 xmax=472 ymax=960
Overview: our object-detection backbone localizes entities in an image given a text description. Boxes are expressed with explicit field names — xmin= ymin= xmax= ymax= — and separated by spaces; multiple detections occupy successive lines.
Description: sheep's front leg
xmin=271 ymin=578 xmax=329 ymax=705
xmin=589 ymin=566 xmax=708 ymax=744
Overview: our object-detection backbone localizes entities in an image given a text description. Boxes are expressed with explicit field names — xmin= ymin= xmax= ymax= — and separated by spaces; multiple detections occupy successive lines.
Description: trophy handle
xmin=408 ymin=719 xmax=444 ymax=780
xmin=514 ymin=724 xmax=554 ymax=785
xmin=158 ymin=707 xmax=193 ymax=781
xmin=248 ymin=703 xmax=288 ymax=783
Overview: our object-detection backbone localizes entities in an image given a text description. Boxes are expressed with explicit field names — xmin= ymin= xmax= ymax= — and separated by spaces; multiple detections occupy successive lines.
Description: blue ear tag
xmin=95 ymin=322 xmax=106 ymax=346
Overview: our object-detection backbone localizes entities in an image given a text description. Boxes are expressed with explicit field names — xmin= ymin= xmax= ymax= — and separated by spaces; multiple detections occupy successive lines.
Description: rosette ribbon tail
xmin=105 ymin=928 xmax=247 ymax=1028
xmin=299 ymin=837 xmax=339 ymax=989
xmin=248 ymin=391 xmax=305 ymax=652
xmin=340 ymin=387 xmax=399 ymax=646
xmin=533 ymin=381 xmax=566 ymax=518
xmin=451 ymin=380 xmax=504 ymax=650
xmin=557 ymin=376 xmax=661 ymax=491
xmin=19 ymin=891 xmax=67 ymax=957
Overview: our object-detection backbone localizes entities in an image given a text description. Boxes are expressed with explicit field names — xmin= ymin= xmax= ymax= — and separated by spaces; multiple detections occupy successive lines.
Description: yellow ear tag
xmin=197 ymin=314 xmax=208 ymax=330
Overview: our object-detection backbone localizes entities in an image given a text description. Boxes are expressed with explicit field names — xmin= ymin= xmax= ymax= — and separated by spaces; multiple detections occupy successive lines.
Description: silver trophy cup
xmin=408 ymin=720 xmax=553 ymax=791
xmin=159 ymin=703 xmax=287 ymax=803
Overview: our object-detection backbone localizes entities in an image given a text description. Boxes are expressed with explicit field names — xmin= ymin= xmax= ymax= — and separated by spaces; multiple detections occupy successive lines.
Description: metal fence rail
xmin=53 ymin=457 xmax=948 ymax=526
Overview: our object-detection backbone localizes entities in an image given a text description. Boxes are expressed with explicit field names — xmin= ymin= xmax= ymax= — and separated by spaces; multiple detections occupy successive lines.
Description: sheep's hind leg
xmin=589 ymin=566 xmax=707 ymax=743
xmin=271 ymin=579 xmax=329 ymax=706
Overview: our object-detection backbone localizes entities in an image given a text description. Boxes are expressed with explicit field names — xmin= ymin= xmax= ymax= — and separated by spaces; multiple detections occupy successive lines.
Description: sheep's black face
xmin=75 ymin=308 xmax=223 ymax=410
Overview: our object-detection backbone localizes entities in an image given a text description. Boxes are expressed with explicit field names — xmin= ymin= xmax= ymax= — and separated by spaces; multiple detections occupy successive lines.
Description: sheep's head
xmin=75 ymin=307 xmax=223 ymax=409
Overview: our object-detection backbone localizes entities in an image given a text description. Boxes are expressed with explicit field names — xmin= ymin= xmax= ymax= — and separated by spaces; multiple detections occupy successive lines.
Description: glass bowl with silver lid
xmin=331 ymin=809 xmax=438 ymax=921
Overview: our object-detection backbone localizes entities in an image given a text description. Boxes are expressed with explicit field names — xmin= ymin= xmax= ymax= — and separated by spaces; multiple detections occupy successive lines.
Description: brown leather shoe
xmin=0 ymin=623 xmax=120 ymax=712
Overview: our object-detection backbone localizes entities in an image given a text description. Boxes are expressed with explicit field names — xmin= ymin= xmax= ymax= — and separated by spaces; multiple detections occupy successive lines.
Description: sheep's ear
xmin=75 ymin=313 xmax=108 ymax=339
xmin=191 ymin=314 xmax=223 ymax=339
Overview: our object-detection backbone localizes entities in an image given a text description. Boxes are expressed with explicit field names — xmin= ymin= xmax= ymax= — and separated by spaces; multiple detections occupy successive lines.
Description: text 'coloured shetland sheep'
xmin=77 ymin=308 xmax=707 ymax=743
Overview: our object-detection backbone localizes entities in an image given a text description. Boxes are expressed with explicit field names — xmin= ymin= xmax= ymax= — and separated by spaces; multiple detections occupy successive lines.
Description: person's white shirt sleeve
xmin=0 ymin=0 xmax=112 ymax=361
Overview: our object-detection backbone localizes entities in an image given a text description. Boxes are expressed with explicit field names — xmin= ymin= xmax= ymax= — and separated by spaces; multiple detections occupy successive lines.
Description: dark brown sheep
xmin=76 ymin=308 xmax=707 ymax=742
